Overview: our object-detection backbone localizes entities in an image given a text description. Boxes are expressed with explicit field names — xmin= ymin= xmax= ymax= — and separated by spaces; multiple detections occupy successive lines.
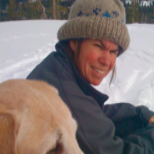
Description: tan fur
xmin=0 ymin=79 xmax=84 ymax=154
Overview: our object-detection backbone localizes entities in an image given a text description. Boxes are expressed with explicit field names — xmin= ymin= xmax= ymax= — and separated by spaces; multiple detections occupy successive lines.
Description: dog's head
xmin=0 ymin=79 xmax=84 ymax=154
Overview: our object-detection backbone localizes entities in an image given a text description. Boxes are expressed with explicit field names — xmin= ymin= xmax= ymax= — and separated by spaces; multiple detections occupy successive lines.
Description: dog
xmin=0 ymin=79 xmax=84 ymax=154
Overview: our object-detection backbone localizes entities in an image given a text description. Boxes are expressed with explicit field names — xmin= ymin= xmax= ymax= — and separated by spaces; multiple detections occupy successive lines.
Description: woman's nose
xmin=99 ymin=51 xmax=110 ymax=66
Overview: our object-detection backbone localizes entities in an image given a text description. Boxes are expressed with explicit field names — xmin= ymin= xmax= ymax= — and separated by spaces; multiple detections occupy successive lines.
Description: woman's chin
xmin=89 ymin=79 xmax=103 ymax=86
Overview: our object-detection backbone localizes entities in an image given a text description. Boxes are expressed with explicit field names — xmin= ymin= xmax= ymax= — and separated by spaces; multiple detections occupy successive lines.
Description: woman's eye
xmin=112 ymin=50 xmax=118 ymax=55
xmin=95 ymin=44 xmax=102 ymax=48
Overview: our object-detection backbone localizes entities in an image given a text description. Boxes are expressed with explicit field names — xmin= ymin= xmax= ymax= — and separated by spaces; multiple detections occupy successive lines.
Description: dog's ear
xmin=0 ymin=114 xmax=16 ymax=154
xmin=51 ymin=85 xmax=59 ymax=95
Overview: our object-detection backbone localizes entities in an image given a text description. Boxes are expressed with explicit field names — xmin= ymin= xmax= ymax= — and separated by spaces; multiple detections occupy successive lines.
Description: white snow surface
xmin=0 ymin=20 xmax=154 ymax=111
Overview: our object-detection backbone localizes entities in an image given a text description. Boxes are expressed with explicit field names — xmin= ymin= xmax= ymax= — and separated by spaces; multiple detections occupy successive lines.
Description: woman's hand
xmin=148 ymin=116 xmax=154 ymax=124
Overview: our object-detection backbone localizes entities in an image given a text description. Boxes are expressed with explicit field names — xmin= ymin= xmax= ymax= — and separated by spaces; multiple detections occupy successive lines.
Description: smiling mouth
xmin=94 ymin=68 xmax=106 ymax=75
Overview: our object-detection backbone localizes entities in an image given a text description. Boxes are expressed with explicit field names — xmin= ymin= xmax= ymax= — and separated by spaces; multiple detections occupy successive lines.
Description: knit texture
xmin=57 ymin=0 xmax=130 ymax=53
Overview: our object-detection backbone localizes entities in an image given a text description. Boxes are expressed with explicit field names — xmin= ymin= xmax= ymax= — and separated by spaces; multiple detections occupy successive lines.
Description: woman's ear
xmin=69 ymin=40 xmax=77 ymax=53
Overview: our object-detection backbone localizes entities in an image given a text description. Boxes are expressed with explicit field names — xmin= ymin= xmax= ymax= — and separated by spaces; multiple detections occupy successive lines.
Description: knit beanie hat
xmin=57 ymin=0 xmax=130 ymax=54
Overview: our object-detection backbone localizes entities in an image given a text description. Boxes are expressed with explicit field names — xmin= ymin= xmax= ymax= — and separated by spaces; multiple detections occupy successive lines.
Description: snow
xmin=0 ymin=20 xmax=154 ymax=111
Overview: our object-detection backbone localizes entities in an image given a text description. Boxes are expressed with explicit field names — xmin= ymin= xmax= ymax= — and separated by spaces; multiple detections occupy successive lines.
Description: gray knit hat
xmin=57 ymin=0 xmax=130 ymax=53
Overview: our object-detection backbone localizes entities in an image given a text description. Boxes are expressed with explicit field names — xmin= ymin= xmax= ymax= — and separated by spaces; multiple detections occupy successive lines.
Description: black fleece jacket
xmin=27 ymin=42 xmax=154 ymax=154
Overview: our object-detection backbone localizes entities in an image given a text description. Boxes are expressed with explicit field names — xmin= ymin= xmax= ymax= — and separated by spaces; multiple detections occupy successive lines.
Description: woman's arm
xmin=103 ymin=103 xmax=154 ymax=137
xmin=103 ymin=103 xmax=154 ymax=125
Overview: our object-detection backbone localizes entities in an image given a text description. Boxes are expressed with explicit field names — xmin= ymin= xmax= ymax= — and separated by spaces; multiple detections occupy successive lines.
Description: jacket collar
xmin=55 ymin=42 xmax=109 ymax=108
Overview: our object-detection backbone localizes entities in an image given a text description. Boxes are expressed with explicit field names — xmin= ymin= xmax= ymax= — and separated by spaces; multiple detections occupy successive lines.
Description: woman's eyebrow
xmin=110 ymin=47 xmax=119 ymax=53
xmin=98 ymin=40 xmax=106 ymax=48
xmin=98 ymin=40 xmax=119 ymax=51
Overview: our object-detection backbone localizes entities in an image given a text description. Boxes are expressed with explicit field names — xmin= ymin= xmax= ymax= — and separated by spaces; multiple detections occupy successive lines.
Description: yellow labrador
xmin=0 ymin=79 xmax=84 ymax=154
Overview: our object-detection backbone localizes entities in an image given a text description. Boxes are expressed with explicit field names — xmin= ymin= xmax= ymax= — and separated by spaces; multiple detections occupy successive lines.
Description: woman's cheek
xmin=86 ymin=52 xmax=97 ymax=63
xmin=110 ymin=58 xmax=116 ymax=69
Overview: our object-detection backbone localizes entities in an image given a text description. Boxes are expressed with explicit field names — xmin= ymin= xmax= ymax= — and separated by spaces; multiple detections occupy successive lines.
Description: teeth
xmin=94 ymin=68 xmax=105 ymax=74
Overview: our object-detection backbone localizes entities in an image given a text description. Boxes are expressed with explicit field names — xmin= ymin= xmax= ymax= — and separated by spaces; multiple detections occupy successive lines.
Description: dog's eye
xmin=46 ymin=142 xmax=63 ymax=154
xmin=46 ymin=147 xmax=57 ymax=154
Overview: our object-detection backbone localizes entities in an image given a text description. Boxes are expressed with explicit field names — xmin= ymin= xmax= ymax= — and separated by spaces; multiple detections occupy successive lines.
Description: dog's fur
xmin=0 ymin=79 xmax=84 ymax=154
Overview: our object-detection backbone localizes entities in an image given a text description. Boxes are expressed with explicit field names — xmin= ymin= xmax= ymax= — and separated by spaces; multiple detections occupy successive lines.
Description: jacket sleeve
xmin=58 ymin=78 xmax=154 ymax=154
xmin=103 ymin=103 xmax=154 ymax=137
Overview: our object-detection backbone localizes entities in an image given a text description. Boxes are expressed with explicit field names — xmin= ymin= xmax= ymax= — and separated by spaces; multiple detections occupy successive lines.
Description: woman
xmin=27 ymin=0 xmax=154 ymax=153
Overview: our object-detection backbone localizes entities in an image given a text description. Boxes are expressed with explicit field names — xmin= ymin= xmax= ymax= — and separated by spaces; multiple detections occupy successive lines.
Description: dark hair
xmin=60 ymin=39 xmax=117 ymax=85
xmin=60 ymin=39 xmax=83 ymax=65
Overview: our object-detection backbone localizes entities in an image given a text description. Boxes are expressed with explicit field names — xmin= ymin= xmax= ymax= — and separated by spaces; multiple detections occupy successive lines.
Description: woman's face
xmin=69 ymin=39 xmax=119 ymax=85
